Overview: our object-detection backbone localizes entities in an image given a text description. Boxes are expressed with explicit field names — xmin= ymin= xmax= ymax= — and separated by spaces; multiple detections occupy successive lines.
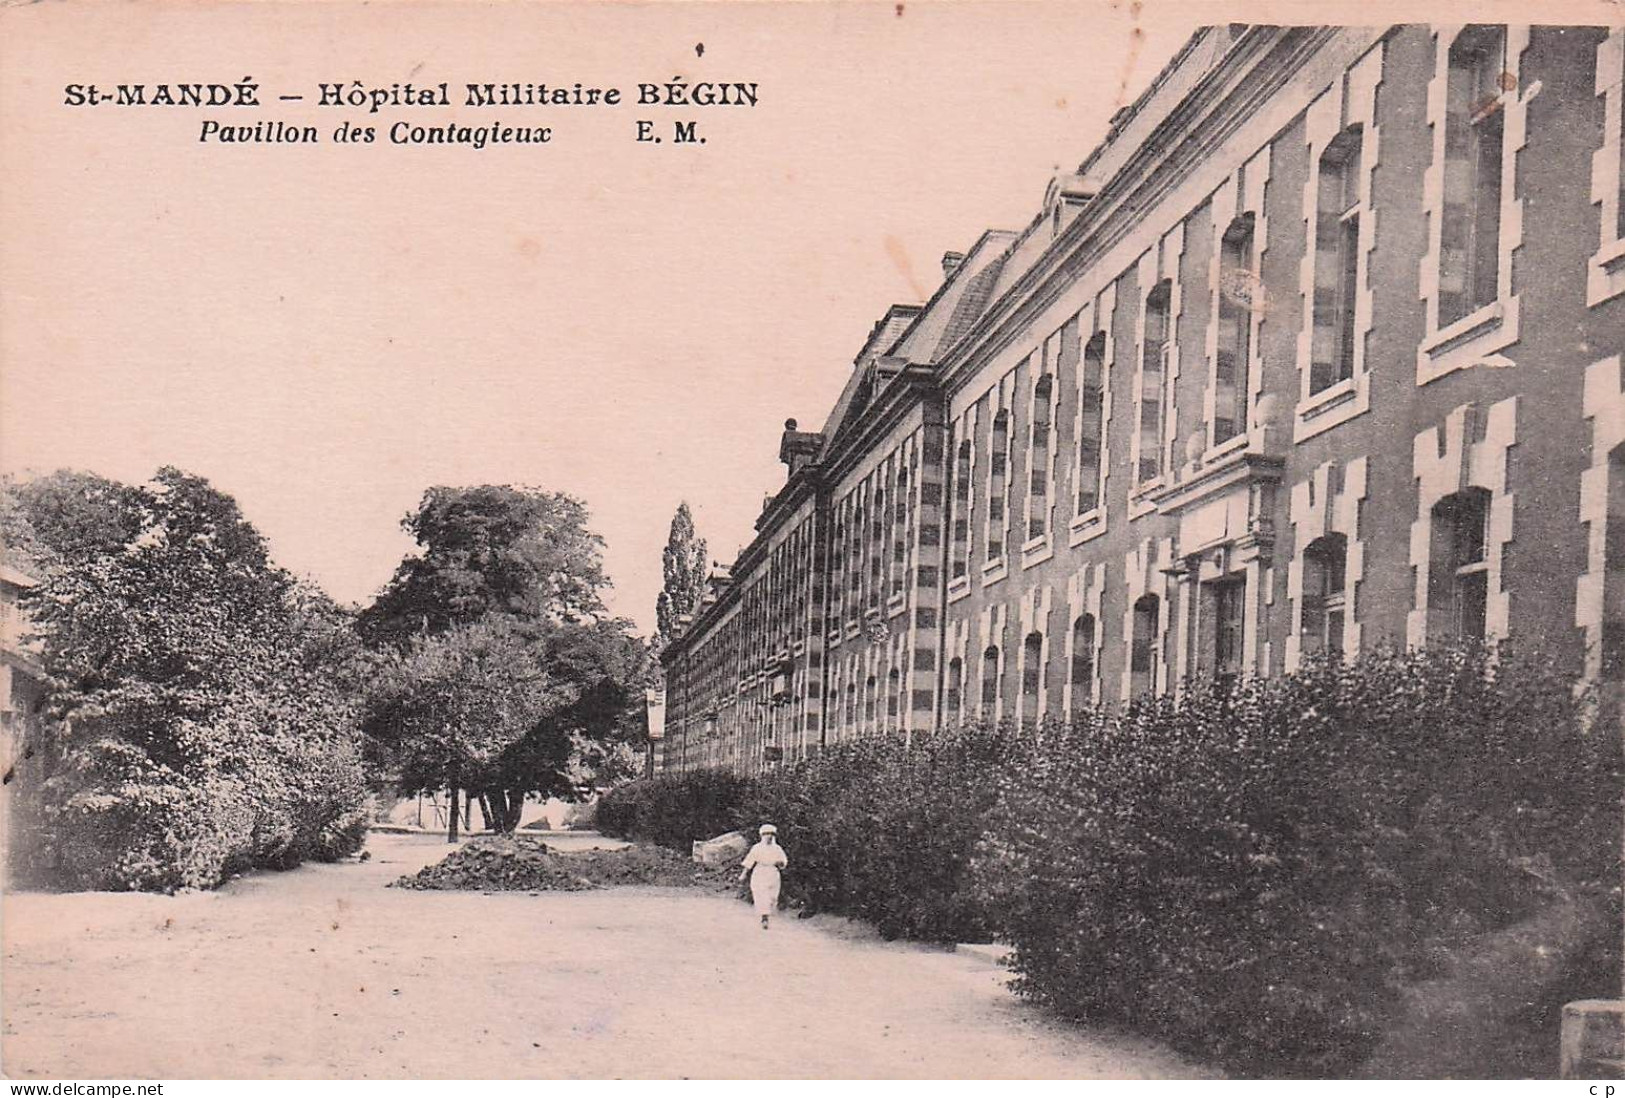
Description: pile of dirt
xmin=391 ymin=835 xmax=739 ymax=893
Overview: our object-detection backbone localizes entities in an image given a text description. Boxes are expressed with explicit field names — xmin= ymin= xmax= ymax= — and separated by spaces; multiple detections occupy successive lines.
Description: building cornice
xmin=662 ymin=25 xmax=1368 ymax=670
xmin=936 ymin=26 xmax=1353 ymax=397
xmin=666 ymin=365 xmax=941 ymax=661
xmin=819 ymin=364 xmax=939 ymax=487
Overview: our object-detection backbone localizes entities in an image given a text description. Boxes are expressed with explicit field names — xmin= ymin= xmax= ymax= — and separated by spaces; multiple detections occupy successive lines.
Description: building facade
xmin=2 ymin=565 xmax=50 ymax=881
xmin=659 ymin=23 xmax=1625 ymax=775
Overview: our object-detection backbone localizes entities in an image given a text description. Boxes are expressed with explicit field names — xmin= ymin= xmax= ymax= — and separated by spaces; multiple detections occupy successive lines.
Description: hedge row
xmin=19 ymin=673 xmax=371 ymax=893
xmin=976 ymin=646 xmax=1621 ymax=1075
xmin=593 ymin=766 xmax=751 ymax=852
xmin=598 ymin=726 xmax=1018 ymax=942
xmin=600 ymin=645 xmax=1622 ymax=1076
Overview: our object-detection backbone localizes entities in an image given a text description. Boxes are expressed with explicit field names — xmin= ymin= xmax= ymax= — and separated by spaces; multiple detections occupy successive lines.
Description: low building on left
xmin=2 ymin=564 xmax=51 ymax=884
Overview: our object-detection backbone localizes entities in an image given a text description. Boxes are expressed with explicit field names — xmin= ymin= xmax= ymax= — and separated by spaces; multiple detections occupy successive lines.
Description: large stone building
xmin=658 ymin=23 xmax=1625 ymax=774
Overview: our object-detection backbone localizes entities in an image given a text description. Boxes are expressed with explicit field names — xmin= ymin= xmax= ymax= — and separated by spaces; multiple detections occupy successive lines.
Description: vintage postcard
xmin=3 ymin=0 xmax=1625 ymax=1084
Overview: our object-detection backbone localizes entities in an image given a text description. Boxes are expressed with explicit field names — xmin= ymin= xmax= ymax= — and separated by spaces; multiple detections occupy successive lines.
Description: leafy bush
xmin=602 ymin=645 xmax=1618 ymax=1075
xmin=972 ymin=644 xmax=1622 ymax=1076
xmin=595 ymin=767 xmax=750 ymax=850
xmin=599 ymin=724 xmax=1024 ymax=943
xmin=737 ymin=724 xmax=1021 ymax=942
xmin=10 ymin=468 xmax=370 ymax=892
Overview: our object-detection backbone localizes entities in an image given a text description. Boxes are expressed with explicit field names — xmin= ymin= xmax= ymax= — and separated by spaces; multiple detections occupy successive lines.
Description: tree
xmin=654 ymin=502 xmax=708 ymax=647
xmin=358 ymin=486 xmax=608 ymax=647
xmin=0 ymin=469 xmax=145 ymax=575
xmin=480 ymin=619 xmax=650 ymax=831
xmin=357 ymin=485 xmax=646 ymax=837
xmin=363 ymin=620 xmax=568 ymax=840
xmin=364 ymin=617 xmax=649 ymax=838
xmin=7 ymin=467 xmax=368 ymax=890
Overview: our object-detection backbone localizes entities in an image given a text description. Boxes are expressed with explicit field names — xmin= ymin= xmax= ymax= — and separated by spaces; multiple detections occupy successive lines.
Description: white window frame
xmin=1295 ymin=43 xmax=1383 ymax=442
xmin=1129 ymin=225 xmax=1185 ymax=518
xmin=1022 ymin=336 xmax=1061 ymax=567
xmin=946 ymin=407 xmax=978 ymax=605
xmin=982 ymin=373 xmax=1015 ymax=586
xmin=1070 ymin=286 xmax=1115 ymax=548
xmin=1285 ymin=457 xmax=1368 ymax=672
xmin=1590 ymin=28 xmax=1625 ymax=306
xmin=1416 ymin=25 xmax=1533 ymax=386
xmin=1406 ymin=398 xmax=1517 ymax=646
xmin=1578 ymin=355 xmax=1625 ymax=684
xmin=1205 ymin=147 xmax=1271 ymax=458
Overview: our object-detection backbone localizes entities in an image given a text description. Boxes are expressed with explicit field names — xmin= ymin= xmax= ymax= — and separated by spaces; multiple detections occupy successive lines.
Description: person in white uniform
xmin=739 ymin=823 xmax=789 ymax=929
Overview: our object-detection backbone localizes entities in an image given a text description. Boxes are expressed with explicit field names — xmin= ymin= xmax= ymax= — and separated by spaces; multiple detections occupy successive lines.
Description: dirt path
xmin=2 ymin=833 xmax=1211 ymax=1079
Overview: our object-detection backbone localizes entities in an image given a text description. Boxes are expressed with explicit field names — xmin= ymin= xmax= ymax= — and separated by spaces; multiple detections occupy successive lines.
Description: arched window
xmin=1027 ymin=377 xmax=1054 ymax=541
xmin=1440 ymin=26 xmax=1508 ymax=327
xmin=1131 ymin=595 xmax=1160 ymax=695
xmin=1139 ymin=281 xmax=1173 ymax=483
xmin=887 ymin=667 xmax=901 ymax=720
xmin=846 ymin=497 xmax=863 ymax=625
xmin=987 ymin=409 xmax=1011 ymax=562
xmin=1214 ymin=213 xmax=1256 ymax=443
xmin=1078 ymin=332 xmax=1107 ymax=513
xmin=1070 ymin=614 xmax=1096 ymax=720
xmin=1599 ymin=445 xmax=1625 ymax=695
xmin=1313 ymin=127 xmax=1364 ymax=393
xmin=1428 ymin=488 xmax=1492 ymax=640
xmin=951 ymin=439 xmax=973 ymax=580
xmin=945 ymin=657 xmax=964 ymax=722
xmin=1602 ymin=443 xmax=1625 ymax=685
xmin=830 ymin=506 xmax=847 ymax=626
xmin=980 ymin=645 xmax=1001 ymax=713
xmin=864 ymin=674 xmax=878 ymax=725
xmin=1021 ymin=631 xmax=1044 ymax=723
xmin=868 ymin=482 xmax=885 ymax=610
xmin=1301 ymin=534 xmax=1349 ymax=656
xmin=891 ymin=463 xmax=910 ymax=599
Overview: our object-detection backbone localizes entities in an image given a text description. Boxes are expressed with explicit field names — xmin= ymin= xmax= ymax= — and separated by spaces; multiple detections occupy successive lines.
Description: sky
xmin=1 ymin=0 xmax=1466 ymax=635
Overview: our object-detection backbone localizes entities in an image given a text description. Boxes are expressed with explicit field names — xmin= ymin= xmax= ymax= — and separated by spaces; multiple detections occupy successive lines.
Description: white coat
xmin=741 ymin=839 xmax=788 ymax=915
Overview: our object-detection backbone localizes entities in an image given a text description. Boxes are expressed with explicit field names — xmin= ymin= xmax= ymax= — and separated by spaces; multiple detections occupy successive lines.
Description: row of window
xmin=940 ymin=27 xmax=1551 ymax=587
xmin=829 ymin=437 xmax=921 ymax=636
xmin=675 ymin=478 xmax=1493 ymax=760
xmin=935 ymin=480 xmax=1494 ymax=721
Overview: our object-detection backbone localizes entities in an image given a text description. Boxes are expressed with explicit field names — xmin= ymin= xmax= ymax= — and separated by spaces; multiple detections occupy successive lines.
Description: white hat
xmin=759 ymin=824 xmax=777 ymax=835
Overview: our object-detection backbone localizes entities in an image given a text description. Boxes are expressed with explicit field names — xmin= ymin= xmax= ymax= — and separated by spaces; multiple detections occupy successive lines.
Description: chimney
xmin=941 ymin=251 xmax=966 ymax=279
xmin=778 ymin=417 xmax=823 ymax=479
